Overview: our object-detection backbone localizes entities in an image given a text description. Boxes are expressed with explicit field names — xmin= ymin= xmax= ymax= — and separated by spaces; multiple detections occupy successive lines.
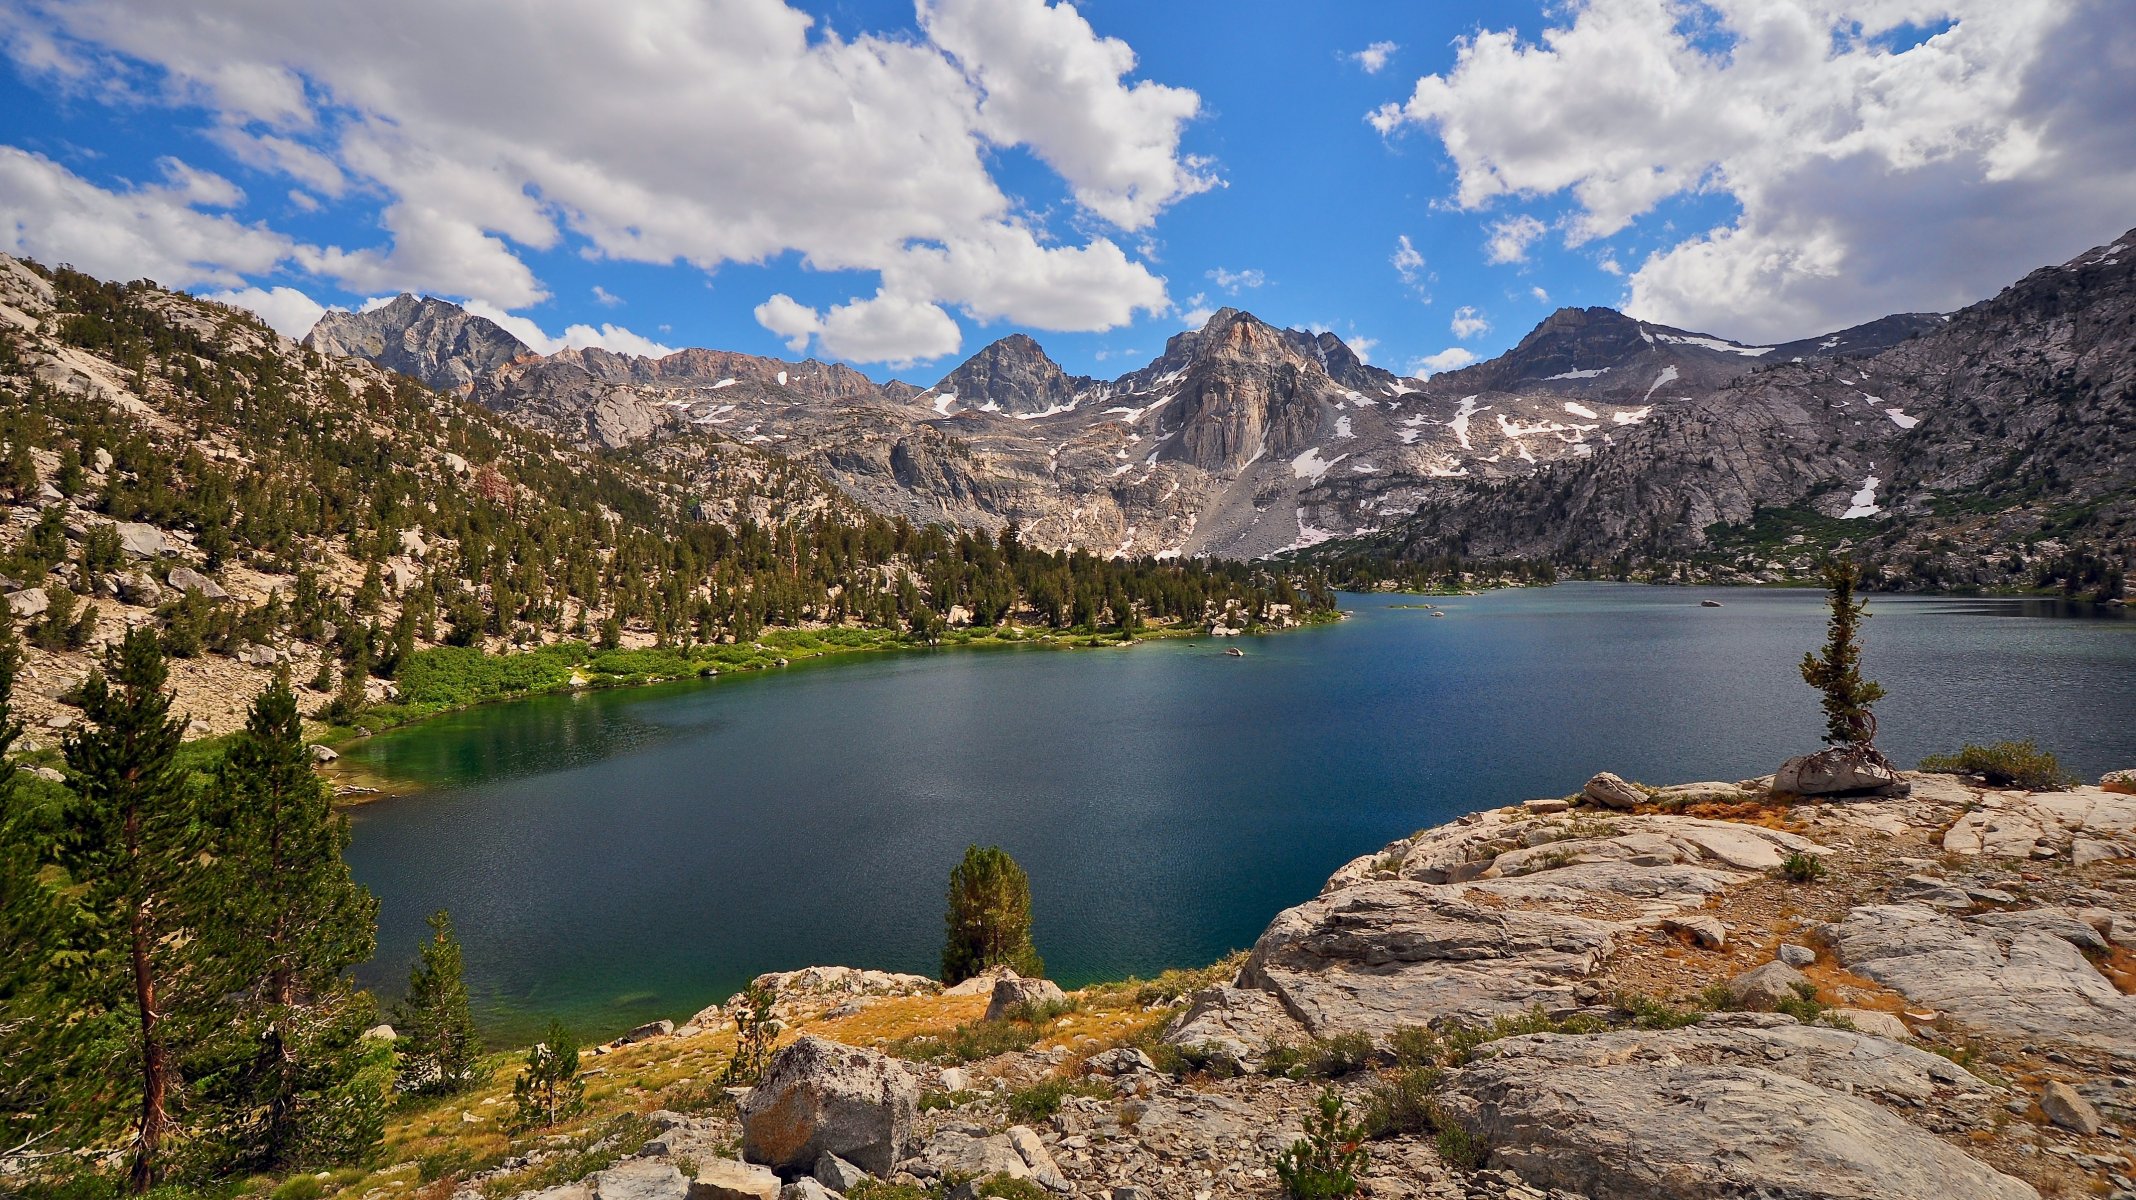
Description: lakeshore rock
xmin=984 ymin=976 xmax=1066 ymax=1022
xmin=739 ymin=1037 xmax=917 ymax=1176
xmin=1581 ymin=771 xmax=1644 ymax=809
xmin=691 ymin=1159 xmax=781 ymax=1200
xmin=1774 ymin=745 xmax=1908 ymax=797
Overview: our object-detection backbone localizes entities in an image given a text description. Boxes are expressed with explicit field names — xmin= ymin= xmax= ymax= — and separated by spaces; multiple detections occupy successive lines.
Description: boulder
xmin=812 ymin=1153 xmax=868 ymax=1192
xmin=1085 ymin=1047 xmax=1155 ymax=1076
xmin=116 ymin=571 xmax=162 ymax=605
xmin=1437 ymin=1026 xmax=2035 ymax=1200
xmin=1777 ymin=943 xmax=1817 ymax=967
xmin=778 ymin=1182 xmax=831 ymax=1200
xmin=739 ymin=1037 xmax=916 ymax=1176
xmin=1662 ymin=914 xmax=1726 ymax=950
xmin=2102 ymin=768 xmax=2136 ymax=796
xmin=984 ymin=976 xmax=1066 ymax=1023
xmin=165 ymin=567 xmax=228 ymax=600
xmin=1831 ymin=1008 xmax=1912 ymax=1040
xmin=1162 ymin=985 xmax=1307 ymax=1073
xmin=309 ymin=744 xmax=339 ymax=764
xmin=2038 ymin=1080 xmax=2101 ymax=1134
xmin=361 ymin=1024 xmax=396 ymax=1041
xmin=3 ymin=587 xmax=47 ymax=619
xmin=913 ymin=1130 xmax=1030 ymax=1181
xmin=943 ymin=964 xmax=1020 ymax=997
xmin=689 ymin=1159 xmax=781 ymax=1200
xmin=1582 ymin=771 xmax=1645 ymax=810
xmin=1774 ymin=745 xmax=1909 ymax=797
xmin=239 ymin=643 xmax=279 ymax=667
xmin=618 ymin=1019 xmax=674 ymax=1044
xmin=589 ymin=1160 xmax=691 ymax=1200
xmin=1005 ymin=1125 xmax=1068 ymax=1192
xmin=1724 ymin=961 xmax=1810 ymax=1011
xmin=27 ymin=766 xmax=65 ymax=784
xmin=113 ymin=522 xmax=167 ymax=559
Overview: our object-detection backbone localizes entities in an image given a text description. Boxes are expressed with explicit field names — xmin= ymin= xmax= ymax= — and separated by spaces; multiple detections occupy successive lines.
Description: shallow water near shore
xmin=341 ymin=584 xmax=2136 ymax=1043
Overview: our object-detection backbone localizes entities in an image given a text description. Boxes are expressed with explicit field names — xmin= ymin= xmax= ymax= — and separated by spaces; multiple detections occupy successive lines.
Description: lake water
xmin=341 ymin=585 xmax=2136 ymax=1043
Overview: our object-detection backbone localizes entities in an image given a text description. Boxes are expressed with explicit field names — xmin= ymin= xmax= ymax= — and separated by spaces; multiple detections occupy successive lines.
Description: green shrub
xmin=1272 ymin=1089 xmax=1367 ymax=1199
xmin=1772 ymin=982 xmax=1828 ymax=1024
xmin=270 ymin=1177 xmax=325 ymax=1200
xmin=1614 ymin=992 xmax=1708 ymax=1030
xmin=1918 ymin=741 xmax=2078 ymax=791
xmin=509 ymin=1020 xmax=586 ymax=1131
xmin=886 ymin=1019 xmax=1039 ymax=1065
xmin=974 ymin=1175 xmax=1050 ymax=1199
xmin=846 ymin=1182 xmax=937 ymax=1200
xmin=1361 ymin=1066 xmax=1443 ymax=1137
xmin=1435 ymin=1123 xmax=1490 ymax=1172
xmin=1778 ymin=852 xmax=1827 ymax=883
xmin=1004 ymin=1076 xmax=1109 ymax=1122
xmin=1263 ymin=1032 xmax=1376 ymax=1080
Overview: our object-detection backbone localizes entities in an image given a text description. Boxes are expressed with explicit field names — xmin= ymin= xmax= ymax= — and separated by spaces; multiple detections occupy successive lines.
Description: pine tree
xmin=1799 ymin=558 xmax=1887 ymax=747
xmin=940 ymin=845 xmax=1043 ymax=985
xmin=201 ymin=673 xmax=384 ymax=1169
xmin=58 ymin=627 xmax=206 ymax=1191
xmin=394 ymin=910 xmax=482 ymax=1095
xmin=509 ymin=1019 xmax=584 ymax=1131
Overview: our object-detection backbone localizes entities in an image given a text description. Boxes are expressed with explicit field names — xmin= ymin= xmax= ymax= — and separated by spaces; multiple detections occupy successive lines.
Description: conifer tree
xmin=509 ymin=1020 xmax=584 ymax=1131
xmin=59 ymin=627 xmax=204 ymax=1191
xmin=394 ymin=910 xmax=482 ymax=1095
xmin=201 ymin=673 xmax=384 ymax=1169
xmin=940 ymin=845 xmax=1043 ymax=985
xmin=1800 ymin=558 xmax=1887 ymax=747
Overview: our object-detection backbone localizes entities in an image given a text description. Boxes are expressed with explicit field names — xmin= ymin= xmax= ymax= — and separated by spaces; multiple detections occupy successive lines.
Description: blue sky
xmin=1 ymin=0 xmax=2128 ymax=383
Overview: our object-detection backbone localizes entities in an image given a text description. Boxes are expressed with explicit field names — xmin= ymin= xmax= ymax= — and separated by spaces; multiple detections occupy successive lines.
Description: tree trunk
xmin=129 ymin=893 xmax=165 ymax=1194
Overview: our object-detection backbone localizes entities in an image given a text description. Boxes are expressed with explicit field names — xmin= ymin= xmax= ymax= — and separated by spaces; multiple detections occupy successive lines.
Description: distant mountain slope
xmin=300 ymin=228 xmax=2128 ymax=591
xmin=1373 ymin=227 xmax=2135 ymax=596
xmin=305 ymin=294 xmax=531 ymax=393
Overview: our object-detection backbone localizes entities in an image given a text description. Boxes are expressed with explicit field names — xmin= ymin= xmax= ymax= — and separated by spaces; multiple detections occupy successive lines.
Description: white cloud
xmin=1177 ymin=291 xmax=1215 ymax=329
xmin=918 ymin=0 xmax=1217 ymax=232
xmin=199 ymin=283 xmax=325 ymax=338
xmin=460 ymin=298 xmax=673 ymax=358
xmin=1530 ymin=285 xmax=1550 ymax=302
xmin=591 ymin=284 xmax=622 ymax=307
xmin=0 ymin=146 xmax=297 ymax=287
xmin=286 ymin=189 xmax=320 ymax=213
xmin=1349 ymin=41 xmax=1399 ymax=74
xmin=1410 ymin=347 xmax=1477 ymax=377
xmin=8 ymin=0 xmax=1210 ymax=364
xmin=1372 ymin=0 xmax=2136 ymax=340
xmin=753 ymin=294 xmax=822 ymax=354
xmin=1597 ymin=255 xmax=1622 ymax=276
xmin=1449 ymin=305 xmax=1490 ymax=338
xmin=1207 ymin=266 xmax=1265 ymax=293
xmin=1391 ymin=233 xmax=1429 ymax=297
xmin=753 ymin=291 xmax=960 ymax=368
xmin=1483 ymin=214 xmax=1546 ymax=264
xmin=1345 ymin=334 xmax=1377 ymax=364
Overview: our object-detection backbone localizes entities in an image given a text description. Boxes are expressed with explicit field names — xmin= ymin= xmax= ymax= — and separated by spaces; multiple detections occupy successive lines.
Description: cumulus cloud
xmin=1350 ymin=41 xmax=1399 ymax=74
xmin=1177 ymin=292 xmax=1216 ymax=329
xmin=751 ymin=290 xmax=960 ymax=369
xmin=1207 ymin=266 xmax=1265 ymax=294
xmin=199 ymin=283 xmax=325 ymax=338
xmin=1483 ymin=215 xmax=1545 ymax=264
xmin=6 ymin=0 xmax=1211 ymax=364
xmin=591 ymin=284 xmax=622 ymax=307
xmin=1372 ymin=0 xmax=2136 ymax=340
xmin=1449 ymin=305 xmax=1490 ymax=339
xmin=0 ymin=146 xmax=298 ymax=286
xmin=460 ymin=299 xmax=674 ymax=358
xmin=1530 ymin=286 xmax=1550 ymax=303
xmin=1409 ymin=347 xmax=1476 ymax=377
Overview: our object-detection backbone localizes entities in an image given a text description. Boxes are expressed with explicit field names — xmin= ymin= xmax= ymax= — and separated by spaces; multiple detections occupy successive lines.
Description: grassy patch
xmin=1919 ymin=741 xmax=2079 ymax=790
xmin=1004 ymin=1076 xmax=1112 ymax=1122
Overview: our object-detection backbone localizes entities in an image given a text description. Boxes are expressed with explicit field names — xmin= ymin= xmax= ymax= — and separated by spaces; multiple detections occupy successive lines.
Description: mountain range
xmin=306 ymin=226 xmax=2136 ymax=591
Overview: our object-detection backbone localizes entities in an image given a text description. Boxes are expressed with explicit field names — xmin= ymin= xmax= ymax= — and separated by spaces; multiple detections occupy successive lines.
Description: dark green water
xmin=341 ymin=585 xmax=2136 ymax=1043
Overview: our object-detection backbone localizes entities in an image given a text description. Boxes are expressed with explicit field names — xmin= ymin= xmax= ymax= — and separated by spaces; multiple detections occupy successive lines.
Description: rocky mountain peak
xmin=305 ymin=294 xmax=531 ymax=394
xmin=936 ymin=332 xmax=1094 ymax=415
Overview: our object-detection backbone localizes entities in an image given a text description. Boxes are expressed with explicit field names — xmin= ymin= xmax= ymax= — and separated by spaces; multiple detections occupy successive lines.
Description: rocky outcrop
xmin=982 ymin=976 xmax=1066 ymax=1023
xmin=305 ymin=294 xmax=531 ymax=393
xmin=739 ymin=1037 xmax=917 ymax=1176
xmin=935 ymin=333 xmax=1095 ymax=416
xmin=1776 ymin=746 xmax=1908 ymax=797
xmin=1438 ymin=1020 xmax=2035 ymax=1200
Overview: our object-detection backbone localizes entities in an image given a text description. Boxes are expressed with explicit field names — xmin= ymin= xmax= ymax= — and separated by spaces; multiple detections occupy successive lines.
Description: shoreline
xmin=320 ymin=611 xmax=1346 ymax=801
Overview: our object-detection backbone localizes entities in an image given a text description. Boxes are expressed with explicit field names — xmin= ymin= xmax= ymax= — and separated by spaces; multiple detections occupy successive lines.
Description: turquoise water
xmin=341 ymin=585 xmax=2136 ymax=1043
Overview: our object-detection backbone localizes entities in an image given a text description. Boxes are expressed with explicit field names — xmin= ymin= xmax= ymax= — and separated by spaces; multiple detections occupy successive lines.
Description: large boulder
xmin=983 ymin=976 xmax=1066 ymax=1022
xmin=113 ymin=521 xmax=168 ymax=560
xmin=1436 ymin=1024 xmax=2034 ymax=1200
xmin=165 ymin=566 xmax=228 ymax=600
xmin=1582 ymin=771 xmax=1645 ymax=809
xmin=1775 ymin=746 xmax=1909 ymax=797
xmin=3 ymin=587 xmax=47 ymax=619
xmin=1724 ymin=960 xmax=1811 ymax=1011
xmin=116 ymin=571 xmax=162 ymax=606
xmin=1162 ymin=985 xmax=1307 ymax=1073
xmin=739 ymin=1037 xmax=916 ymax=1176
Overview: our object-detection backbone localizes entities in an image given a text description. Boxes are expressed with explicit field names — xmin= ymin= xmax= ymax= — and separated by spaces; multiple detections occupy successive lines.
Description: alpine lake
xmin=338 ymin=584 xmax=2136 ymax=1044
